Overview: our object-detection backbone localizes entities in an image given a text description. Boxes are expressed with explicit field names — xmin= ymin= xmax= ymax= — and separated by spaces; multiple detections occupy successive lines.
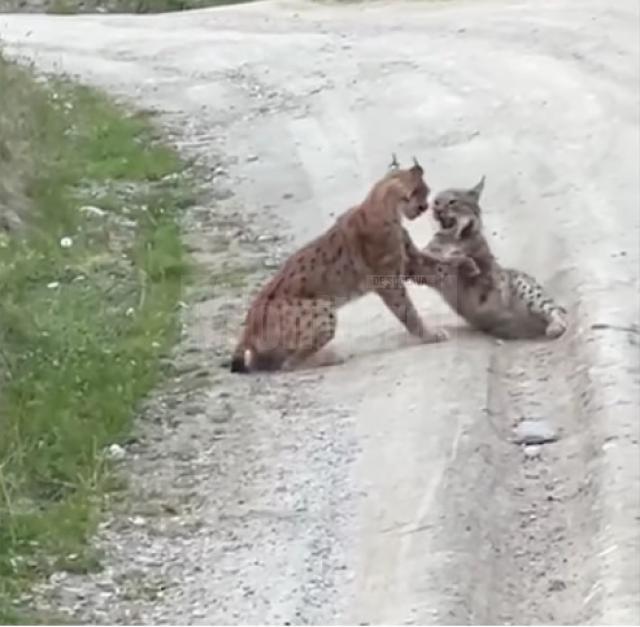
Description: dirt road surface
xmin=1 ymin=0 xmax=639 ymax=624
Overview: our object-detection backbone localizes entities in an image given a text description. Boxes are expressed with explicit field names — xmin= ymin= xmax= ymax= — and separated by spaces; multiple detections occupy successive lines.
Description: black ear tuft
xmin=230 ymin=356 xmax=249 ymax=373
xmin=468 ymin=176 xmax=485 ymax=202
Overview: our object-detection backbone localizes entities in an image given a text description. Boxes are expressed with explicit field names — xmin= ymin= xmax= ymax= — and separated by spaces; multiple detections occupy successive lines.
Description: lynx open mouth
xmin=439 ymin=215 xmax=457 ymax=229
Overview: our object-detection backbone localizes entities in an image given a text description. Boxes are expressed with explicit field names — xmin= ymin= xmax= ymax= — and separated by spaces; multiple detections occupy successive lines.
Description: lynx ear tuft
xmin=468 ymin=176 xmax=485 ymax=201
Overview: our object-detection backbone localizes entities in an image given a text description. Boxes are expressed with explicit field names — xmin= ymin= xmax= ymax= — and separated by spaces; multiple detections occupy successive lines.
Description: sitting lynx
xmin=420 ymin=177 xmax=568 ymax=340
xmin=230 ymin=159 xmax=477 ymax=373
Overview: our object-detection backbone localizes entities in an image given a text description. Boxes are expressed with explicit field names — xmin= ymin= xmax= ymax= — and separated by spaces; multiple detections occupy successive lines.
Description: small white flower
xmin=47 ymin=281 xmax=60 ymax=289
xmin=106 ymin=443 xmax=126 ymax=461
xmin=59 ymin=236 xmax=73 ymax=249
xmin=79 ymin=205 xmax=106 ymax=217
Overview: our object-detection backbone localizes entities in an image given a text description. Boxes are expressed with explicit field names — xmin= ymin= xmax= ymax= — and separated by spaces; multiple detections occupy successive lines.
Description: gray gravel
xmin=1 ymin=0 xmax=639 ymax=624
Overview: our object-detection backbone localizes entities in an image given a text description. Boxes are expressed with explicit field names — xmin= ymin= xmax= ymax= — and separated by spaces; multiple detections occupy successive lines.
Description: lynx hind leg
xmin=280 ymin=298 xmax=342 ymax=370
xmin=376 ymin=284 xmax=449 ymax=343
xmin=510 ymin=271 xmax=568 ymax=339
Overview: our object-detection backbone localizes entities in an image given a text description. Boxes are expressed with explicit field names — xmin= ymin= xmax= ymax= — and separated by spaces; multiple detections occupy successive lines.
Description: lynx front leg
xmin=376 ymin=284 xmax=449 ymax=343
xmin=406 ymin=248 xmax=479 ymax=288
xmin=424 ymin=249 xmax=480 ymax=281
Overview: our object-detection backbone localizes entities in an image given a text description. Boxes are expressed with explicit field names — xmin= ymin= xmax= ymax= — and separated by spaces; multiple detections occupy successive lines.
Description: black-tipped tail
xmin=229 ymin=346 xmax=286 ymax=373
xmin=230 ymin=354 xmax=249 ymax=373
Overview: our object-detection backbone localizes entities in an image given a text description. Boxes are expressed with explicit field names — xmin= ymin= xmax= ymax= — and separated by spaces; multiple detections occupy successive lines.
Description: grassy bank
xmin=0 ymin=54 xmax=192 ymax=622
xmin=0 ymin=0 xmax=256 ymax=14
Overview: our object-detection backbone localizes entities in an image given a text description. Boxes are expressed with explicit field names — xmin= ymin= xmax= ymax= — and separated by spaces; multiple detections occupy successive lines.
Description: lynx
xmin=420 ymin=177 xmax=568 ymax=340
xmin=229 ymin=159 xmax=477 ymax=373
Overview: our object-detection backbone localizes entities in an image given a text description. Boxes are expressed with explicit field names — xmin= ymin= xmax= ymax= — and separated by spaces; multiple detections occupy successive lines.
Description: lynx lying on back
xmin=421 ymin=178 xmax=568 ymax=340
xmin=230 ymin=159 xmax=477 ymax=373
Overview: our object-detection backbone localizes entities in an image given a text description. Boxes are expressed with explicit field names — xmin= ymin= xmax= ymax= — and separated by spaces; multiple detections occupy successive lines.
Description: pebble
xmin=514 ymin=420 xmax=558 ymax=445
xmin=523 ymin=445 xmax=541 ymax=459
xmin=548 ymin=578 xmax=567 ymax=592
xmin=246 ymin=154 xmax=259 ymax=162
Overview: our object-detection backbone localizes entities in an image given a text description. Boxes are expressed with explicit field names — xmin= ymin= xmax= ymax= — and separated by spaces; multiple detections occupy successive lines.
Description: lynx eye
xmin=447 ymin=199 xmax=456 ymax=207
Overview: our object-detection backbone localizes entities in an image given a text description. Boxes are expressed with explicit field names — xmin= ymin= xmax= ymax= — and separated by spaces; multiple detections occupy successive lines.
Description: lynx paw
xmin=303 ymin=347 xmax=346 ymax=369
xmin=422 ymin=327 xmax=450 ymax=343
xmin=545 ymin=313 xmax=568 ymax=339
xmin=447 ymin=251 xmax=480 ymax=278
xmin=459 ymin=256 xmax=480 ymax=278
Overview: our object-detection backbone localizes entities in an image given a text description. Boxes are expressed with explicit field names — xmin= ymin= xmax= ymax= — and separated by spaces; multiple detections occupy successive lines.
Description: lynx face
xmin=402 ymin=171 xmax=430 ymax=220
xmin=386 ymin=155 xmax=430 ymax=220
xmin=431 ymin=176 xmax=485 ymax=235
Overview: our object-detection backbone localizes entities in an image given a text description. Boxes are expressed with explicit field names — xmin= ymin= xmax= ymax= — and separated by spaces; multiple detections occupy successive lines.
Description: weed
xmin=40 ymin=0 xmax=256 ymax=14
xmin=0 ymin=54 xmax=193 ymax=621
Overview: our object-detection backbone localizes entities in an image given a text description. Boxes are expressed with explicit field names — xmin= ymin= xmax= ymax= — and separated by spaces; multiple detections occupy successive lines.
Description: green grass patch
xmin=0 ymin=55 xmax=193 ymax=621
xmin=41 ymin=0 xmax=257 ymax=14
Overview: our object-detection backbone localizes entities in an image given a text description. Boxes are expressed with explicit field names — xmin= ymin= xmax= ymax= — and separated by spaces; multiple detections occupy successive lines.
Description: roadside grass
xmin=42 ymin=0 xmax=257 ymax=14
xmin=0 ymin=0 xmax=445 ymax=14
xmin=0 ymin=54 xmax=193 ymax=622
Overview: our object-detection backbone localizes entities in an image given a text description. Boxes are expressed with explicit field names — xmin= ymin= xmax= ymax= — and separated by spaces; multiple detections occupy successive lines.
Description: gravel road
xmin=1 ymin=0 xmax=639 ymax=624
